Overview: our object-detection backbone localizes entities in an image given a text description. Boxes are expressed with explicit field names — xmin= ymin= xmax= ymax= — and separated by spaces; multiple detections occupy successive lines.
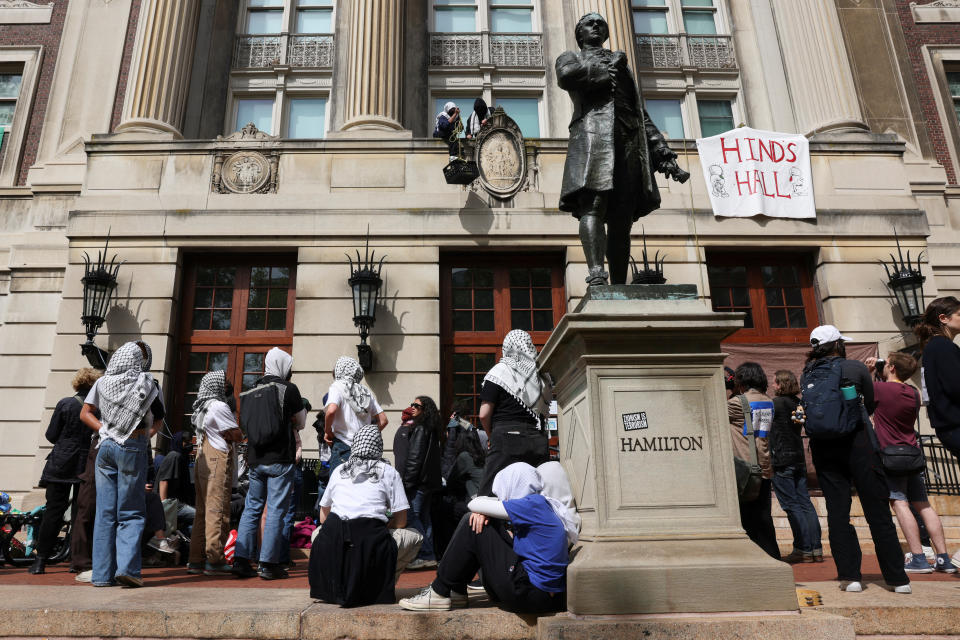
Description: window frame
xmin=239 ymin=0 xmax=336 ymax=35
xmin=922 ymin=46 xmax=960 ymax=183
xmin=706 ymin=252 xmax=820 ymax=344
xmin=0 ymin=48 xmax=41 ymax=187
xmin=430 ymin=91 xmax=544 ymax=139
xmin=631 ymin=0 xmax=725 ymax=36
xmin=431 ymin=0 xmax=539 ymax=35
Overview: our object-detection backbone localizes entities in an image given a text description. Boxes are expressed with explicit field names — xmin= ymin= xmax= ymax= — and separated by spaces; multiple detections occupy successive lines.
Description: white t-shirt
xmin=84 ymin=378 xmax=163 ymax=443
xmin=325 ymin=383 xmax=383 ymax=446
xmin=202 ymin=399 xmax=239 ymax=453
xmin=319 ymin=462 xmax=408 ymax=522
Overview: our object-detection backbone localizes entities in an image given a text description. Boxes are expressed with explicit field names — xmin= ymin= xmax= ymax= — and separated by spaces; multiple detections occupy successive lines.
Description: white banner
xmin=695 ymin=127 xmax=815 ymax=219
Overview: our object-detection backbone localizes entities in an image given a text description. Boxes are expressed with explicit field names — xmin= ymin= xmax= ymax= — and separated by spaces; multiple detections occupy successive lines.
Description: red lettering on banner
xmin=785 ymin=142 xmax=798 ymax=163
xmin=773 ymin=171 xmax=791 ymax=199
xmin=759 ymin=171 xmax=775 ymax=198
xmin=721 ymin=137 xmax=741 ymax=164
xmin=745 ymin=138 xmax=759 ymax=161
xmin=735 ymin=170 xmax=752 ymax=196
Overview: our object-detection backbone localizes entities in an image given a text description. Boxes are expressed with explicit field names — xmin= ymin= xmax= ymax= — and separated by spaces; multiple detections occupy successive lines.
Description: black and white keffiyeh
xmin=339 ymin=424 xmax=386 ymax=483
xmin=332 ymin=356 xmax=373 ymax=416
xmin=191 ymin=370 xmax=226 ymax=437
xmin=483 ymin=330 xmax=552 ymax=422
xmin=98 ymin=341 xmax=159 ymax=443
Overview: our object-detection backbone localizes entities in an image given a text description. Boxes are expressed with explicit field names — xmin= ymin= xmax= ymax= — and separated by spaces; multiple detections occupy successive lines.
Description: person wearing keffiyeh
xmin=79 ymin=341 xmax=165 ymax=588
xmin=186 ymin=370 xmax=242 ymax=576
xmin=318 ymin=356 xmax=388 ymax=497
xmin=476 ymin=330 xmax=553 ymax=496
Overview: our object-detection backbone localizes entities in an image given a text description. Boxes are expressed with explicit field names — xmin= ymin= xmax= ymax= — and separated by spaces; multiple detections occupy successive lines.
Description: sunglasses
xmin=409 ymin=402 xmax=423 ymax=410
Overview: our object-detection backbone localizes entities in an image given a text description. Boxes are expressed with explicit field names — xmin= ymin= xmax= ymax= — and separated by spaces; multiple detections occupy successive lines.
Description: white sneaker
xmin=894 ymin=584 xmax=912 ymax=594
xmin=75 ymin=570 xmax=93 ymax=583
xmin=923 ymin=545 xmax=935 ymax=561
xmin=841 ymin=581 xmax=863 ymax=592
xmin=399 ymin=586 xmax=454 ymax=611
xmin=147 ymin=536 xmax=176 ymax=554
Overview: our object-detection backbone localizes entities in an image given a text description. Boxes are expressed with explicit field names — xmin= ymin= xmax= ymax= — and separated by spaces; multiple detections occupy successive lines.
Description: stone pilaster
xmin=116 ymin=0 xmax=202 ymax=138
xmin=340 ymin=0 xmax=405 ymax=131
xmin=769 ymin=0 xmax=867 ymax=135
xmin=572 ymin=0 xmax=637 ymax=76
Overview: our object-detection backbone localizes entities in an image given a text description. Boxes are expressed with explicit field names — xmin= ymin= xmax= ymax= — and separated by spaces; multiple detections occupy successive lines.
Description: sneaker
xmin=75 ymin=570 xmax=93 ymax=583
xmin=115 ymin=574 xmax=144 ymax=588
xmin=204 ymin=562 xmax=234 ymax=576
xmin=894 ymin=584 xmax=912 ymax=594
xmin=233 ymin=558 xmax=258 ymax=579
xmin=812 ymin=548 xmax=824 ymax=563
xmin=923 ymin=545 xmax=935 ymax=561
xmin=840 ymin=581 xmax=863 ymax=592
xmin=466 ymin=579 xmax=485 ymax=593
xmin=935 ymin=553 xmax=957 ymax=574
xmin=258 ymin=563 xmax=288 ymax=580
xmin=407 ymin=558 xmax=439 ymax=570
xmin=186 ymin=562 xmax=204 ymax=575
xmin=782 ymin=550 xmax=814 ymax=564
xmin=951 ymin=550 xmax=960 ymax=570
xmin=398 ymin=586 xmax=453 ymax=611
xmin=147 ymin=536 xmax=176 ymax=554
xmin=905 ymin=553 xmax=933 ymax=573
xmin=28 ymin=556 xmax=45 ymax=575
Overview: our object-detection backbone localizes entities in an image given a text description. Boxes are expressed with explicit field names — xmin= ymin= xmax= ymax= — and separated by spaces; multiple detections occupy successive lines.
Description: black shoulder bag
xmin=733 ymin=395 xmax=764 ymax=502
xmin=880 ymin=386 xmax=926 ymax=476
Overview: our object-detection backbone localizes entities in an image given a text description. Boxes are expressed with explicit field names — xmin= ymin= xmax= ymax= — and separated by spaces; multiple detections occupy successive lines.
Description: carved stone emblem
xmin=211 ymin=123 xmax=280 ymax=194
xmin=474 ymin=107 xmax=526 ymax=199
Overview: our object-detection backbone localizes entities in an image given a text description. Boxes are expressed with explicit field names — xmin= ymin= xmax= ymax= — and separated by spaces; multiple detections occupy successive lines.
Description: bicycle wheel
xmin=0 ymin=515 xmax=36 ymax=567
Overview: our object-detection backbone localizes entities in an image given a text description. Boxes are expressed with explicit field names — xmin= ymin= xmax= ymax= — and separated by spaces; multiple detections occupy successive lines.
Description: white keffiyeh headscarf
xmin=339 ymin=424 xmax=386 ymax=483
xmin=191 ymin=370 xmax=227 ymax=439
xmin=332 ymin=356 xmax=373 ymax=417
xmin=537 ymin=461 xmax=581 ymax=546
xmin=98 ymin=341 xmax=159 ymax=443
xmin=483 ymin=330 xmax=552 ymax=422
xmin=264 ymin=347 xmax=293 ymax=380
xmin=493 ymin=462 xmax=580 ymax=548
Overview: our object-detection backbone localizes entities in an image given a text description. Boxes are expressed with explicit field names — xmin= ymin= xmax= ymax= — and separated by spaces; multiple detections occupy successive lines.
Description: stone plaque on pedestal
xmin=539 ymin=284 xmax=797 ymax=615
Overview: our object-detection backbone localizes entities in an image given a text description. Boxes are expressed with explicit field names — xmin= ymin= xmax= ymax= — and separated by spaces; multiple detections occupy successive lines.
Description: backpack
xmin=239 ymin=381 xmax=287 ymax=448
xmin=800 ymin=359 xmax=861 ymax=439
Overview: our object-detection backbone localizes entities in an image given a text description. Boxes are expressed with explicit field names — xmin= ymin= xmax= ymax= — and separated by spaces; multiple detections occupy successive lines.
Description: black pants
xmin=935 ymin=426 xmax=960 ymax=462
xmin=70 ymin=443 xmax=98 ymax=572
xmin=738 ymin=478 xmax=780 ymax=560
xmin=810 ymin=428 xmax=909 ymax=586
xmin=434 ymin=514 xmax=563 ymax=613
xmin=479 ymin=423 xmax=549 ymax=496
xmin=36 ymin=482 xmax=78 ymax=558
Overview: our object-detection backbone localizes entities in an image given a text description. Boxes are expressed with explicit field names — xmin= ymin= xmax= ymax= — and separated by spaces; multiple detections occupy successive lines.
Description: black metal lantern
xmin=347 ymin=232 xmax=385 ymax=371
xmin=80 ymin=237 xmax=121 ymax=369
xmin=881 ymin=231 xmax=926 ymax=327
xmin=630 ymin=228 xmax=667 ymax=285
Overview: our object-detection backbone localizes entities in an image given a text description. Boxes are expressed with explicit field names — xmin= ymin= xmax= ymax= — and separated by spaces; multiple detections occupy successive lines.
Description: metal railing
xmin=429 ymin=32 xmax=544 ymax=68
xmin=920 ymin=435 xmax=960 ymax=496
xmin=634 ymin=33 xmax=737 ymax=70
xmin=233 ymin=34 xmax=335 ymax=69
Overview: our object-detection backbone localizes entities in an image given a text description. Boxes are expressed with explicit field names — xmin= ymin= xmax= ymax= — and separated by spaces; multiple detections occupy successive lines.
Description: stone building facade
xmin=0 ymin=0 xmax=958 ymax=503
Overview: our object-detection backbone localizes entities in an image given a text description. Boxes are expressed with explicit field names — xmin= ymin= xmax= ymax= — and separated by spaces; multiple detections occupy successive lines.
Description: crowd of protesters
xmin=21 ymin=295 xmax=960 ymax=606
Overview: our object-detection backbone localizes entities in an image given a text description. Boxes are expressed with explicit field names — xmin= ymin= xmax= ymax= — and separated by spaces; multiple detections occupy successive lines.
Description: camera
xmin=874 ymin=359 xmax=885 ymax=377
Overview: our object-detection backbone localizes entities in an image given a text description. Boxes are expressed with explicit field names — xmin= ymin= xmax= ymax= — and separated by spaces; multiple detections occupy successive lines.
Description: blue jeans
xmin=409 ymin=489 xmax=435 ymax=561
xmin=771 ymin=464 xmax=822 ymax=553
xmin=236 ymin=462 xmax=295 ymax=565
xmin=279 ymin=465 xmax=303 ymax=564
xmin=315 ymin=439 xmax=351 ymax=509
xmin=92 ymin=435 xmax=149 ymax=585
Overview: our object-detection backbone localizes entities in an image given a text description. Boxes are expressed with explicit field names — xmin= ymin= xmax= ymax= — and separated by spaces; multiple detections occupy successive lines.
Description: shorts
xmin=886 ymin=471 xmax=927 ymax=503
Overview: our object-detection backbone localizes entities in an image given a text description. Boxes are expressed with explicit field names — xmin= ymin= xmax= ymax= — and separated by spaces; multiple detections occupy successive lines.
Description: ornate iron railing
xmin=429 ymin=32 xmax=543 ymax=68
xmin=634 ymin=33 xmax=737 ymax=70
xmin=233 ymin=34 xmax=334 ymax=69
xmin=920 ymin=435 xmax=960 ymax=496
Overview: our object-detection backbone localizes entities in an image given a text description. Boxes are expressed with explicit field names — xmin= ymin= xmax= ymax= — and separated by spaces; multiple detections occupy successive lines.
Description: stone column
xmin=572 ymin=0 xmax=637 ymax=76
xmin=116 ymin=0 xmax=202 ymax=138
xmin=340 ymin=0 xmax=405 ymax=131
xmin=769 ymin=0 xmax=867 ymax=135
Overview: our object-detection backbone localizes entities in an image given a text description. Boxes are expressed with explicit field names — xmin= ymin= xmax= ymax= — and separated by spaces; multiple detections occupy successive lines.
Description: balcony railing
xmin=920 ymin=435 xmax=960 ymax=496
xmin=233 ymin=34 xmax=335 ymax=69
xmin=635 ymin=34 xmax=737 ymax=70
xmin=429 ymin=32 xmax=544 ymax=68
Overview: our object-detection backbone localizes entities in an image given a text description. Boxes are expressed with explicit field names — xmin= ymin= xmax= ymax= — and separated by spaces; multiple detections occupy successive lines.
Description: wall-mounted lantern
xmin=80 ymin=237 xmax=122 ymax=369
xmin=630 ymin=228 xmax=667 ymax=285
xmin=881 ymin=231 xmax=926 ymax=327
xmin=347 ymin=232 xmax=385 ymax=371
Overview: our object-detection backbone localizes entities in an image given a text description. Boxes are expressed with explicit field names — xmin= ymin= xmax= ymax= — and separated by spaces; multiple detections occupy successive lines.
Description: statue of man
xmin=557 ymin=12 xmax=689 ymax=286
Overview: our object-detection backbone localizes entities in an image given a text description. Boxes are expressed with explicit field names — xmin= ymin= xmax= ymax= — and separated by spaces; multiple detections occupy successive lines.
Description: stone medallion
xmin=474 ymin=107 xmax=526 ymax=199
xmin=211 ymin=123 xmax=280 ymax=194
xmin=222 ymin=151 xmax=271 ymax=193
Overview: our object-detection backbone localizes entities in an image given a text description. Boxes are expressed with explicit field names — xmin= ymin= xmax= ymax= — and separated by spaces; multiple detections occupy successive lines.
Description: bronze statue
xmin=557 ymin=13 xmax=690 ymax=286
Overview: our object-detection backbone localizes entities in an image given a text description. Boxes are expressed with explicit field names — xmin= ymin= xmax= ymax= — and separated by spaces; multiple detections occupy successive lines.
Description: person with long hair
xmin=865 ymin=352 xmax=955 ymax=574
xmin=402 ymin=395 xmax=444 ymax=569
xmin=477 ymin=330 xmax=553 ymax=496
xmin=434 ymin=423 xmax=487 ymax=557
xmin=801 ymin=325 xmax=910 ymax=593
xmin=769 ymin=369 xmax=823 ymax=563
xmin=914 ymin=297 xmax=960 ymax=461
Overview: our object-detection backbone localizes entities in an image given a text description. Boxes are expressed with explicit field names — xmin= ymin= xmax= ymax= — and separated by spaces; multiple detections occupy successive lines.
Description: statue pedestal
xmin=539 ymin=285 xmax=798 ymax=615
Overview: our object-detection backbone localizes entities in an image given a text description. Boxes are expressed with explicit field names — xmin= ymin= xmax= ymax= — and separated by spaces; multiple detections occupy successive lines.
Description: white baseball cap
xmin=809 ymin=324 xmax=852 ymax=346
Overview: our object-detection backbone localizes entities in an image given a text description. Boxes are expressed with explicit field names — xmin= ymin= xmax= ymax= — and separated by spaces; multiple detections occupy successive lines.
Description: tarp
xmin=696 ymin=127 xmax=815 ymax=219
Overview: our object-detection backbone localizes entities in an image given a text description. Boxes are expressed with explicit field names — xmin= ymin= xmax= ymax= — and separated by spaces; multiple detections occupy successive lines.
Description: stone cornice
xmin=911 ymin=1 xmax=960 ymax=23
xmin=0 ymin=0 xmax=53 ymax=24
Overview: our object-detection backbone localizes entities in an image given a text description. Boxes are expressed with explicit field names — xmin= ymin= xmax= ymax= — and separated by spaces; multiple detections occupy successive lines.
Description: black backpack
xmin=239 ymin=381 xmax=286 ymax=448
xmin=800 ymin=359 xmax=861 ymax=439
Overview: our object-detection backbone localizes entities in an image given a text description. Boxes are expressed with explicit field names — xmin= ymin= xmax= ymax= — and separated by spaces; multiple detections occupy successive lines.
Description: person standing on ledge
xmin=556 ymin=12 xmax=689 ymax=287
